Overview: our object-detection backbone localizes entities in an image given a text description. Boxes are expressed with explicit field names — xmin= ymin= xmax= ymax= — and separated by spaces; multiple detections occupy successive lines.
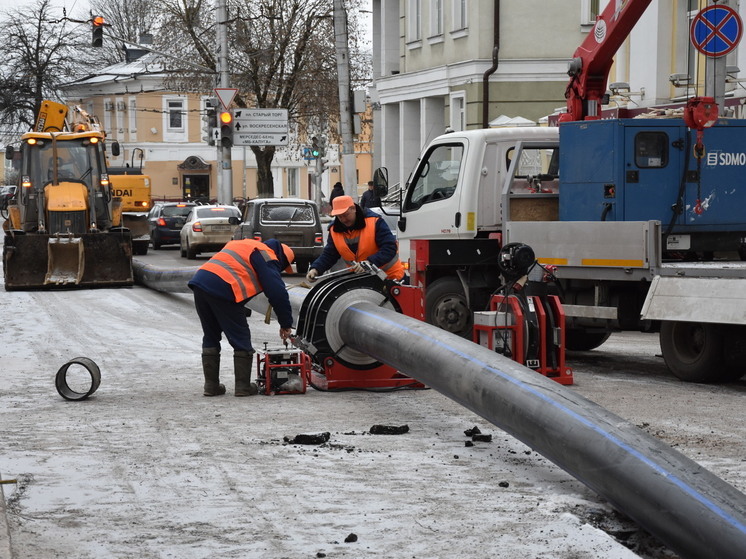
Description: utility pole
xmin=333 ymin=0 xmax=358 ymax=199
xmin=217 ymin=0 xmax=233 ymax=204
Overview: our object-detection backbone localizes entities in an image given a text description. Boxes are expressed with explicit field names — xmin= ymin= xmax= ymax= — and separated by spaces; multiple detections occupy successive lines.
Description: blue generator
xmin=558 ymin=118 xmax=746 ymax=255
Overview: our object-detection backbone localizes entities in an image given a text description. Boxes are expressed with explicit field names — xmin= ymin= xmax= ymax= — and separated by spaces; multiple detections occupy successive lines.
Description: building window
xmin=168 ymin=99 xmax=184 ymax=131
xmin=288 ymin=168 xmax=299 ymax=197
xmin=450 ymin=92 xmax=466 ymax=132
xmin=452 ymin=0 xmax=467 ymax=31
xmin=128 ymin=98 xmax=137 ymax=141
xmin=407 ymin=0 xmax=421 ymax=42
xmin=163 ymin=97 xmax=188 ymax=142
xmin=581 ymin=0 xmax=600 ymax=28
xmin=430 ymin=0 xmax=443 ymax=37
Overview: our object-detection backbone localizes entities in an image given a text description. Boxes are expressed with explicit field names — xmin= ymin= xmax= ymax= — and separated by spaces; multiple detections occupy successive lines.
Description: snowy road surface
xmin=1 ymin=277 xmax=744 ymax=558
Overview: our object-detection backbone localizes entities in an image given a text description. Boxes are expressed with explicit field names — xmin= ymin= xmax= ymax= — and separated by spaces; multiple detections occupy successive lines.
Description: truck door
xmin=399 ymin=141 xmax=465 ymax=253
xmin=623 ymin=126 xmax=683 ymax=223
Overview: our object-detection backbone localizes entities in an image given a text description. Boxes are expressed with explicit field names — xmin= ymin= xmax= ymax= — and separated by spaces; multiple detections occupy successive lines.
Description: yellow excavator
xmin=2 ymin=100 xmax=133 ymax=290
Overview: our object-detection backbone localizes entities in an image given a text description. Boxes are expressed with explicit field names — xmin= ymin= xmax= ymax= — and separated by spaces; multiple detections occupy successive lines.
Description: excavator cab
xmin=3 ymin=129 xmax=133 ymax=290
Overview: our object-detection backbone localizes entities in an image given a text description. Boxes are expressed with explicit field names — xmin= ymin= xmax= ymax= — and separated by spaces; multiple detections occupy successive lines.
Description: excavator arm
xmin=559 ymin=0 xmax=653 ymax=122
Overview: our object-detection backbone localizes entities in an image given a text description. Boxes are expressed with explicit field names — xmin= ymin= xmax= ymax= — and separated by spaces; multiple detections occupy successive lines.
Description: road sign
xmin=232 ymin=108 xmax=289 ymax=146
xmin=214 ymin=88 xmax=238 ymax=110
xmin=690 ymin=5 xmax=743 ymax=57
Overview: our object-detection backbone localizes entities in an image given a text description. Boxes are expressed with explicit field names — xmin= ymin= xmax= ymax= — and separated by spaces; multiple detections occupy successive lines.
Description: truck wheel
xmin=565 ymin=329 xmax=611 ymax=351
xmin=425 ymin=276 xmax=472 ymax=338
xmin=659 ymin=321 xmax=726 ymax=383
xmin=295 ymin=260 xmax=309 ymax=274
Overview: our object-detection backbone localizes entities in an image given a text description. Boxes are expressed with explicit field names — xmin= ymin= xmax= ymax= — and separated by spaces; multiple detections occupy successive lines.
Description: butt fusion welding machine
xmin=473 ymin=243 xmax=573 ymax=385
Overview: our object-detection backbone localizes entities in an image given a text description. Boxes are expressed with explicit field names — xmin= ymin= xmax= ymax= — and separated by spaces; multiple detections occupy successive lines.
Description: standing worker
xmin=359 ymin=180 xmax=381 ymax=209
xmin=306 ymin=195 xmax=406 ymax=283
xmin=188 ymin=238 xmax=295 ymax=397
xmin=329 ymin=181 xmax=345 ymax=205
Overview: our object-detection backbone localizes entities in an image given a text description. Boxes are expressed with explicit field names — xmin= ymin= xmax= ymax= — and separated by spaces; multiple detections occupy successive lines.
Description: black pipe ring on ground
xmin=55 ymin=357 xmax=101 ymax=401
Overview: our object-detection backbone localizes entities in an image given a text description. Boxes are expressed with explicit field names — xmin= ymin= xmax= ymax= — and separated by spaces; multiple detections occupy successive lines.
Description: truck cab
xmin=397 ymin=127 xmax=559 ymax=263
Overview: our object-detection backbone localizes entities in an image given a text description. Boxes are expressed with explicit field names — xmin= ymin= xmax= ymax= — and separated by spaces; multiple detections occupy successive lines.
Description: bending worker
xmin=188 ymin=238 xmax=295 ymax=397
xmin=306 ymin=195 xmax=406 ymax=283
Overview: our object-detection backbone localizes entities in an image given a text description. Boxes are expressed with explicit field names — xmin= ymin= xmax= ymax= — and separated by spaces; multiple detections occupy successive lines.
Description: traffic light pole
xmin=217 ymin=0 xmax=233 ymax=205
xmin=333 ymin=1 xmax=358 ymax=199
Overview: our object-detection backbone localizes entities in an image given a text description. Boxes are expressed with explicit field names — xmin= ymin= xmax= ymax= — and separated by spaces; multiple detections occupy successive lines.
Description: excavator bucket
xmin=3 ymin=231 xmax=134 ymax=290
xmin=46 ymin=237 xmax=85 ymax=285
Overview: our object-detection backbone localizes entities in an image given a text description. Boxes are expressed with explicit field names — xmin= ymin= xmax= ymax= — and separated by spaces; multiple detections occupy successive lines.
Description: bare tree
xmin=0 ymin=0 xmax=95 ymax=141
xmin=154 ymin=0 xmax=339 ymax=197
xmin=89 ymin=0 xmax=164 ymax=65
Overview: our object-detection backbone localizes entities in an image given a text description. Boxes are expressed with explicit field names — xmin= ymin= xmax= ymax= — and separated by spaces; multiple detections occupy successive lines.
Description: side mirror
xmin=110 ymin=141 xmax=121 ymax=157
xmin=373 ymin=167 xmax=389 ymax=198
xmin=397 ymin=216 xmax=407 ymax=232
xmin=229 ymin=216 xmax=240 ymax=225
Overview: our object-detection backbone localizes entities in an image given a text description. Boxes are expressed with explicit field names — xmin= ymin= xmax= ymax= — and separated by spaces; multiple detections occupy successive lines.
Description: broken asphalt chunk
xmin=369 ymin=424 xmax=409 ymax=435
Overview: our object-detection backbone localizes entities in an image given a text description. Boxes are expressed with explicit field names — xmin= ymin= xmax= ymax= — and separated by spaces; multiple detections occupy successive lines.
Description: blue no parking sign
xmin=690 ymin=4 xmax=743 ymax=57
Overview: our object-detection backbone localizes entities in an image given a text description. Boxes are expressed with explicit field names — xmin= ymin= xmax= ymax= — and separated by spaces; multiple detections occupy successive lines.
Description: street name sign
xmin=232 ymin=108 xmax=289 ymax=146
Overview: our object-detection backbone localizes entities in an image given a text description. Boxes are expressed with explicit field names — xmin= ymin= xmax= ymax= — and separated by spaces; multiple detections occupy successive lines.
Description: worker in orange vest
xmin=188 ymin=238 xmax=295 ymax=397
xmin=306 ymin=195 xmax=406 ymax=283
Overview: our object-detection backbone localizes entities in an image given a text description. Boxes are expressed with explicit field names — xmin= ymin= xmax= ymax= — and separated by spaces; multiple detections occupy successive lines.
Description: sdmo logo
xmin=705 ymin=151 xmax=746 ymax=166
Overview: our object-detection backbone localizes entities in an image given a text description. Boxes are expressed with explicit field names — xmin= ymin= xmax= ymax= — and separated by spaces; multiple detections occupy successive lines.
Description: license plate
xmin=211 ymin=225 xmax=232 ymax=231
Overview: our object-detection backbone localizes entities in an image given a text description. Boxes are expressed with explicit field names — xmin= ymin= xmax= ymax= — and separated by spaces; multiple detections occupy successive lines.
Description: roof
xmin=61 ymin=53 xmax=167 ymax=89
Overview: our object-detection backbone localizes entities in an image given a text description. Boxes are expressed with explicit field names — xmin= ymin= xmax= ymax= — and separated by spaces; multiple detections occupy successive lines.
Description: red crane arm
xmin=560 ymin=0 xmax=653 ymax=122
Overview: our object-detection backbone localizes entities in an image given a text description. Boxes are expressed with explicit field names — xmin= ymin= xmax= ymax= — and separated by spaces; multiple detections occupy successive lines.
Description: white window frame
xmin=115 ymin=97 xmax=125 ymax=140
xmin=450 ymin=92 xmax=466 ymax=132
xmin=581 ymin=0 xmax=600 ymax=28
xmin=451 ymin=0 xmax=467 ymax=32
xmin=429 ymin=0 xmax=443 ymax=38
xmin=128 ymin=97 xmax=137 ymax=142
xmin=163 ymin=96 xmax=187 ymax=142
xmin=102 ymin=98 xmax=112 ymax=137
xmin=407 ymin=0 xmax=422 ymax=44
xmin=287 ymin=167 xmax=299 ymax=198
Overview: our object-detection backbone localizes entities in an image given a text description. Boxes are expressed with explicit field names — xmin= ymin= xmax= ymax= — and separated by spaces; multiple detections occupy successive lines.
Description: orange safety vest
xmin=199 ymin=239 xmax=280 ymax=302
xmin=330 ymin=216 xmax=405 ymax=280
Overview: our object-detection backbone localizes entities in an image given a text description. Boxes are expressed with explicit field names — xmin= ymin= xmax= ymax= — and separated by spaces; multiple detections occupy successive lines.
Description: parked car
xmin=232 ymin=198 xmax=323 ymax=274
xmin=180 ymin=204 xmax=241 ymax=259
xmin=148 ymin=202 xmax=197 ymax=249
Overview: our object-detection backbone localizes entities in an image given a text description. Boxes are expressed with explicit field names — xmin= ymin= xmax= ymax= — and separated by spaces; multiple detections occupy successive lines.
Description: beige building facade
xmin=370 ymin=0 xmax=746 ymax=186
xmin=59 ymin=54 xmax=358 ymax=205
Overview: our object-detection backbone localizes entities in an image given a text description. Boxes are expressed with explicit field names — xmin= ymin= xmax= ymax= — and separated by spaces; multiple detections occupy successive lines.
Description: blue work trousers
xmin=192 ymin=286 xmax=253 ymax=353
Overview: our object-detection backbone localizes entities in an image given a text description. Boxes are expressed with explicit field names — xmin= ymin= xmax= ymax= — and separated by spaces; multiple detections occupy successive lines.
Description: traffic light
xmin=219 ymin=110 xmax=233 ymax=148
xmin=311 ymin=137 xmax=320 ymax=158
xmin=202 ymin=100 xmax=218 ymax=145
xmin=91 ymin=15 xmax=105 ymax=47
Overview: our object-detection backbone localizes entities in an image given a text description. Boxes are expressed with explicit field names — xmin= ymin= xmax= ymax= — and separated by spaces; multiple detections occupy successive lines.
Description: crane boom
xmin=559 ymin=0 xmax=653 ymax=122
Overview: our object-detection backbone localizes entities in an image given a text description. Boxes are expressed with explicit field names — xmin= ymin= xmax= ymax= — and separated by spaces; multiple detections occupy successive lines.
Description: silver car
xmin=180 ymin=205 xmax=241 ymax=259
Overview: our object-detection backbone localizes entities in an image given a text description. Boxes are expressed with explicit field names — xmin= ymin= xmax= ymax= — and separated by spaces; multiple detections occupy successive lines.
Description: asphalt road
xmin=2 ymin=244 xmax=743 ymax=559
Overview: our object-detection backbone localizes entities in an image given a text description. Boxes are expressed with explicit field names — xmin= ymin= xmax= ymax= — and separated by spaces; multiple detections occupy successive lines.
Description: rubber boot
xmin=234 ymin=350 xmax=258 ymax=397
xmin=202 ymin=347 xmax=226 ymax=397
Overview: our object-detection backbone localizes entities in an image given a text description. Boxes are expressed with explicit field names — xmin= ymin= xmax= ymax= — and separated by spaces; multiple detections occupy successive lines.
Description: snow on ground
xmin=0 ymin=283 xmax=659 ymax=559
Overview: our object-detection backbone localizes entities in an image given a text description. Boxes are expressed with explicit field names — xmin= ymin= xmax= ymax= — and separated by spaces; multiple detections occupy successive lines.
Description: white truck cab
xmin=396 ymin=127 xmax=559 ymax=263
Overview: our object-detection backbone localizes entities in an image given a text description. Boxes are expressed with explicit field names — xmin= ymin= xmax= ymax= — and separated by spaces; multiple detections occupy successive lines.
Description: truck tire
xmin=565 ymin=329 xmax=611 ymax=351
xmin=659 ymin=321 xmax=727 ymax=383
xmin=425 ymin=276 xmax=472 ymax=338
